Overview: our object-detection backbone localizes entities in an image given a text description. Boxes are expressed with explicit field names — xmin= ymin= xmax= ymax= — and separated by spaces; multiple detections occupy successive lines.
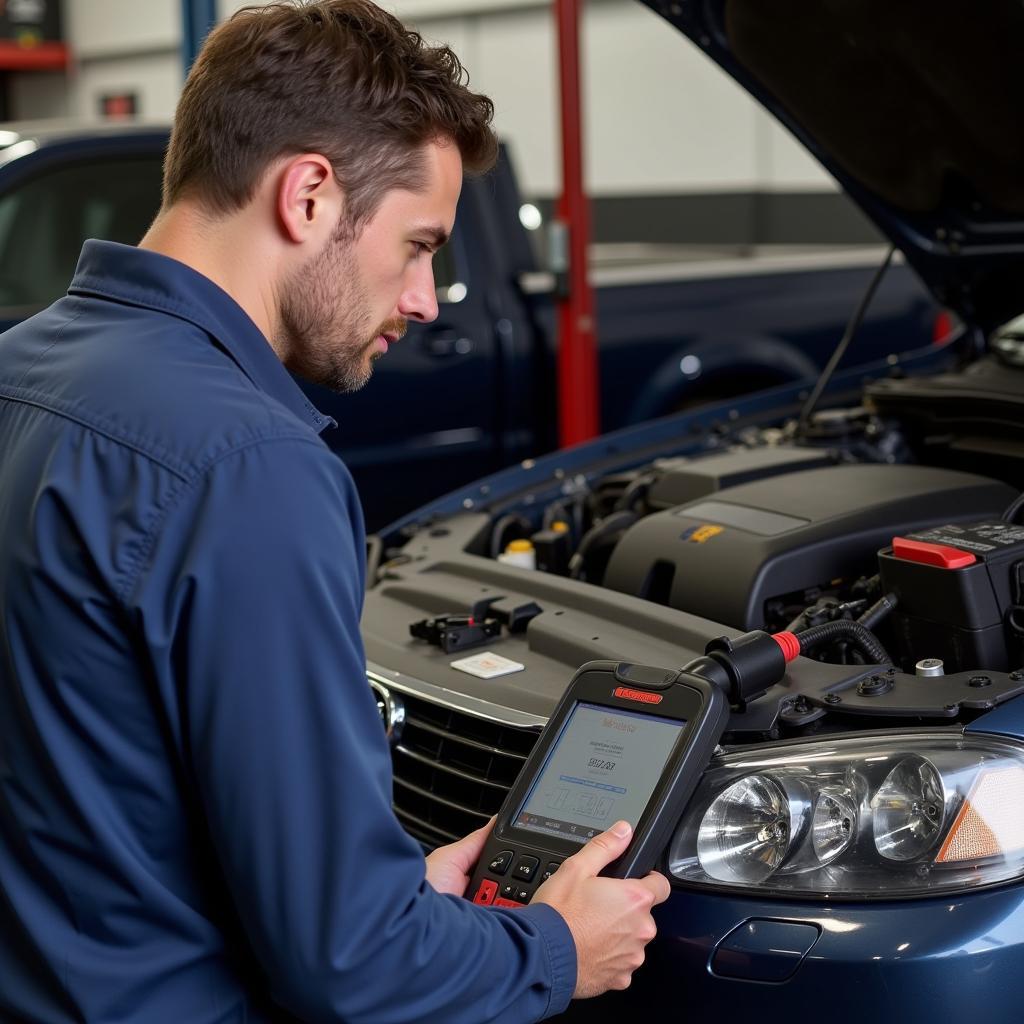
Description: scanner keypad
xmin=471 ymin=853 xmax=563 ymax=908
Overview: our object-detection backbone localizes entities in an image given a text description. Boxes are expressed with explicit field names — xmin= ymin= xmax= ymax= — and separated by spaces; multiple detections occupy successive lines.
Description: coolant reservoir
xmin=498 ymin=539 xmax=536 ymax=570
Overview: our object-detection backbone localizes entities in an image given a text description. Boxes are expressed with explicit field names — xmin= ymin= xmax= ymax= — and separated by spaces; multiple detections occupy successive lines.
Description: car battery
xmin=878 ymin=521 xmax=1024 ymax=672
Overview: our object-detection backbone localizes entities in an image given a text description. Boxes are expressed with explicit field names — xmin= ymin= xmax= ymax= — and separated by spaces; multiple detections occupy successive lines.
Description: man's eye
xmin=411 ymin=242 xmax=431 ymax=258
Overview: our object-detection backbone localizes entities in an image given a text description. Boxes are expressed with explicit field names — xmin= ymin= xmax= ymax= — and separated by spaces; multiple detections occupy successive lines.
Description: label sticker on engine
xmin=450 ymin=652 xmax=526 ymax=679
xmin=688 ymin=524 xmax=725 ymax=544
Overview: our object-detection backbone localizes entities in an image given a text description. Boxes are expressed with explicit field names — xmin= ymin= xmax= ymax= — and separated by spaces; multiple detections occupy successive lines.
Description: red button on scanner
xmin=473 ymin=879 xmax=498 ymax=905
xmin=892 ymin=537 xmax=977 ymax=569
xmin=492 ymin=897 xmax=525 ymax=908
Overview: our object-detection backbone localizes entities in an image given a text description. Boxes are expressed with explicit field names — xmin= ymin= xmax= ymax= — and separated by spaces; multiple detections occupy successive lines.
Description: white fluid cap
xmin=498 ymin=539 xmax=536 ymax=570
xmin=916 ymin=658 xmax=945 ymax=677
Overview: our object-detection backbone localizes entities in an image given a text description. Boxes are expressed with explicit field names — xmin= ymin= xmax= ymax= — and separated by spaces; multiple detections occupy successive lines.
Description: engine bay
xmin=365 ymin=348 xmax=1024 ymax=745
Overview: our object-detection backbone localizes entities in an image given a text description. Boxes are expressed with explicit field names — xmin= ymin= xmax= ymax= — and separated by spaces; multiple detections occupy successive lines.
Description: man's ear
xmin=275 ymin=153 xmax=343 ymax=245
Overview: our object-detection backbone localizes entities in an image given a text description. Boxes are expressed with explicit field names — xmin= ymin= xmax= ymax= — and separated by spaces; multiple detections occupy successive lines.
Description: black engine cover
xmin=603 ymin=463 xmax=1016 ymax=630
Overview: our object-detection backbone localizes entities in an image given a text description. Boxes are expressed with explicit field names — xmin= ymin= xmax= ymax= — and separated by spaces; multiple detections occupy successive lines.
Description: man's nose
xmin=397 ymin=263 xmax=439 ymax=324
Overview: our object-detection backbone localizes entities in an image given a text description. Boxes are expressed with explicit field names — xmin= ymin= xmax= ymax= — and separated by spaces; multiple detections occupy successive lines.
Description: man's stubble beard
xmin=278 ymin=229 xmax=393 ymax=394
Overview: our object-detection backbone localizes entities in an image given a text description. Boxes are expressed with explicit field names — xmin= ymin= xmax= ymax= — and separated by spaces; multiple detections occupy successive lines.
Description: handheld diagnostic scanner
xmin=467 ymin=630 xmax=798 ymax=907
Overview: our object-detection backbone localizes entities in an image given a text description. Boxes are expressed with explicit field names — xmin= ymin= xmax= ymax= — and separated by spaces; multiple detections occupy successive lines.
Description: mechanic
xmin=0 ymin=1 xmax=670 ymax=1021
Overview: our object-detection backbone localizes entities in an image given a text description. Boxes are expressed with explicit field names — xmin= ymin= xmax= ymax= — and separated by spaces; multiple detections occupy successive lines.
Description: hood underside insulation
xmin=725 ymin=0 xmax=1024 ymax=216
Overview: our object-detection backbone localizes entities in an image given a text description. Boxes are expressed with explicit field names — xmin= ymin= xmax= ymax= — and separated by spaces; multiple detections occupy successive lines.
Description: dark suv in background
xmin=0 ymin=117 xmax=938 ymax=528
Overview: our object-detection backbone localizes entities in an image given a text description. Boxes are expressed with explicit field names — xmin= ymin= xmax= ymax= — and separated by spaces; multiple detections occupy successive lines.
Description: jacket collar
xmin=69 ymin=239 xmax=335 ymax=434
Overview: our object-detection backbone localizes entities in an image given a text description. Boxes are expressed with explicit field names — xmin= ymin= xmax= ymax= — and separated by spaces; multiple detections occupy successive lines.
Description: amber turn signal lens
xmin=936 ymin=766 xmax=1024 ymax=864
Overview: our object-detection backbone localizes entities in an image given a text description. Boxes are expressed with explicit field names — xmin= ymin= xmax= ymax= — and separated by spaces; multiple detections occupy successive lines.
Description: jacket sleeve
xmin=132 ymin=435 xmax=577 ymax=1023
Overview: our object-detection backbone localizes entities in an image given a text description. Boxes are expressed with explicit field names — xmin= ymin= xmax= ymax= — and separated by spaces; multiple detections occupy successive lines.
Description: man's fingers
xmin=565 ymin=821 xmax=632 ymax=876
xmin=636 ymin=870 xmax=671 ymax=906
xmin=457 ymin=815 xmax=496 ymax=863
xmin=469 ymin=815 xmax=497 ymax=842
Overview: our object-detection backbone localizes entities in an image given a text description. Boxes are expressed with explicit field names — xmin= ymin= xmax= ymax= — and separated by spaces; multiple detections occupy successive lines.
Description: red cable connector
xmin=772 ymin=631 xmax=801 ymax=663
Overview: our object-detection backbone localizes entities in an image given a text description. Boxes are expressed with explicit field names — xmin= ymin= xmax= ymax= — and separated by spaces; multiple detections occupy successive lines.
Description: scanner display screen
xmin=514 ymin=702 xmax=685 ymax=844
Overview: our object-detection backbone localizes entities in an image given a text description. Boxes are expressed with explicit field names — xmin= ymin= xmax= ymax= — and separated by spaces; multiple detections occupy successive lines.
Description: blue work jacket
xmin=0 ymin=240 xmax=576 ymax=1022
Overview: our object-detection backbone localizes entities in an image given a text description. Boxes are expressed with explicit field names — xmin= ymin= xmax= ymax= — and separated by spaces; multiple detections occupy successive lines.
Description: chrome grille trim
xmin=366 ymin=662 xmax=547 ymax=731
xmin=369 ymin=663 xmax=543 ymax=849
xmin=402 ymin=716 xmax=528 ymax=762
xmin=393 ymin=775 xmax=492 ymax=821
xmin=394 ymin=807 xmax=458 ymax=847
xmin=394 ymin=744 xmax=514 ymax=788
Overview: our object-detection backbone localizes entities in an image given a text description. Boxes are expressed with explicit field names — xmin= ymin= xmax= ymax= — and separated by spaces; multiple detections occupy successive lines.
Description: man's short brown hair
xmin=163 ymin=0 xmax=497 ymax=228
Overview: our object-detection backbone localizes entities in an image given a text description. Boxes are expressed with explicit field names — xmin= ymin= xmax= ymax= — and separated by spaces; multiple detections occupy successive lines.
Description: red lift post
xmin=554 ymin=0 xmax=600 ymax=447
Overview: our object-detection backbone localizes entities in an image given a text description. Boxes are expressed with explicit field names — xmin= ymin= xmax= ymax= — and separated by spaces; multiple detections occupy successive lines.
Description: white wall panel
xmin=39 ymin=0 xmax=837 ymax=198
xmin=468 ymin=6 xmax=558 ymax=196
xmin=68 ymin=0 xmax=178 ymax=58
xmin=761 ymin=118 xmax=834 ymax=190
xmin=583 ymin=0 xmax=759 ymax=193
xmin=71 ymin=51 xmax=182 ymax=121
xmin=412 ymin=16 xmax=474 ymax=68
xmin=220 ymin=0 xmax=546 ymax=17
xmin=411 ymin=0 xmax=836 ymax=197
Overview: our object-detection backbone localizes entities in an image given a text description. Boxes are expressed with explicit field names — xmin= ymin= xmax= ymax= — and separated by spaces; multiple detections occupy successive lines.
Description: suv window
xmin=0 ymin=155 xmax=165 ymax=313
xmin=0 ymin=150 xmax=460 ymax=315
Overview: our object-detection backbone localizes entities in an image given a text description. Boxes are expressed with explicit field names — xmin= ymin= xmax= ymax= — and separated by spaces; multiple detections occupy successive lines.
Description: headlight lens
xmin=871 ymin=755 xmax=944 ymax=862
xmin=811 ymin=786 xmax=857 ymax=865
xmin=670 ymin=732 xmax=1024 ymax=897
xmin=696 ymin=775 xmax=794 ymax=884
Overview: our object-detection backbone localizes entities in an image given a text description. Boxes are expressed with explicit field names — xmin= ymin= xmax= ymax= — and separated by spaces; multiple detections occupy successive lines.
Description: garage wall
xmin=9 ymin=70 xmax=68 ymax=119
xmin=217 ymin=0 xmax=834 ymax=198
xmin=6 ymin=0 xmax=862 ymax=243
xmin=64 ymin=51 xmax=182 ymax=120
xmin=9 ymin=0 xmax=182 ymax=122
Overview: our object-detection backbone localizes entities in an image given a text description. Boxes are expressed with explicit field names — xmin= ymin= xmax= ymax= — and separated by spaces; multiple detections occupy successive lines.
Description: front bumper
xmin=555 ymin=884 xmax=1024 ymax=1022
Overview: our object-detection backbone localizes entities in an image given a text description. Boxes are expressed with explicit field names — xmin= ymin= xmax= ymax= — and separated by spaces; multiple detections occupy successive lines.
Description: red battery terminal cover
xmin=892 ymin=537 xmax=977 ymax=569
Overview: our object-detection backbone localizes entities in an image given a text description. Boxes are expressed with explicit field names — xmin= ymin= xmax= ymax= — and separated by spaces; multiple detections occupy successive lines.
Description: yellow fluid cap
xmin=507 ymin=539 xmax=535 ymax=553
xmin=551 ymin=521 xmax=570 ymax=533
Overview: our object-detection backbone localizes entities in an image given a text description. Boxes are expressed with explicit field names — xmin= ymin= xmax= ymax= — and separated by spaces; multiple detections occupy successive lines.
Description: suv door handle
xmin=417 ymin=329 xmax=473 ymax=357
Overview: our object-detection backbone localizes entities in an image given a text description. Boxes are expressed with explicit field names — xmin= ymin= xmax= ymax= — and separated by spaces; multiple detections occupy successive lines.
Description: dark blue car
xmin=359 ymin=3 xmax=1024 ymax=1020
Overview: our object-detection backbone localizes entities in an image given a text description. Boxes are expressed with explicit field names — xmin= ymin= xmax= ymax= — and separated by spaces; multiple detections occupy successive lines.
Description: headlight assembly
xmin=670 ymin=732 xmax=1024 ymax=897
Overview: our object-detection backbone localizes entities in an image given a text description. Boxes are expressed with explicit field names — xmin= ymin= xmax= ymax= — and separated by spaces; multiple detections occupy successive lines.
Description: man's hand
xmin=424 ymin=816 xmax=496 ymax=897
xmin=532 ymin=821 xmax=671 ymax=998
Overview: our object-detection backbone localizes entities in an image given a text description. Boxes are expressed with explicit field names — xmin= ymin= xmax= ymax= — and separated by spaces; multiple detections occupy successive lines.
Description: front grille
xmin=390 ymin=692 xmax=539 ymax=849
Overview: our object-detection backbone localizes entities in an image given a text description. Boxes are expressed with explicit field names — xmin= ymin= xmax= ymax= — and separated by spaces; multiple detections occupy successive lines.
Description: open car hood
xmin=640 ymin=0 xmax=1024 ymax=335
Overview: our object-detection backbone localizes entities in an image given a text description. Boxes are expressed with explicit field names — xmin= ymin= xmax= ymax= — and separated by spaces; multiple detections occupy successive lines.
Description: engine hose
xmin=613 ymin=473 xmax=657 ymax=514
xmin=1004 ymin=492 xmax=1024 ymax=524
xmin=796 ymin=619 xmax=893 ymax=666
xmin=784 ymin=610 xmax=809 ymax=633
xmin=489 ymin=514 xmax=531 ymax=559
xmin=567 ymin=511 xmax=638 ymax=581
xmin=857 ymin=591 xmax=899 ymax=632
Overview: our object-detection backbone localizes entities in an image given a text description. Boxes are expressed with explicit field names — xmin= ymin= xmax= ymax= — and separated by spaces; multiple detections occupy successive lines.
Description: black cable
xmin=796 ymin=619 xmax=893 ymax=666
xmin=1003 ymin=492 xmax=1024 ymax=524
xmin=798 ymin=244 xmax=897 ymax=434
xmin=784 ymin=596 xmax=860 ymax=633
xmin=613 ymin=473 xmax=656 ymax=514
xmin=567 ymin=511 xmax=638 ymax=581
xmin=857 ymin=592 xmax=899 ymax=632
